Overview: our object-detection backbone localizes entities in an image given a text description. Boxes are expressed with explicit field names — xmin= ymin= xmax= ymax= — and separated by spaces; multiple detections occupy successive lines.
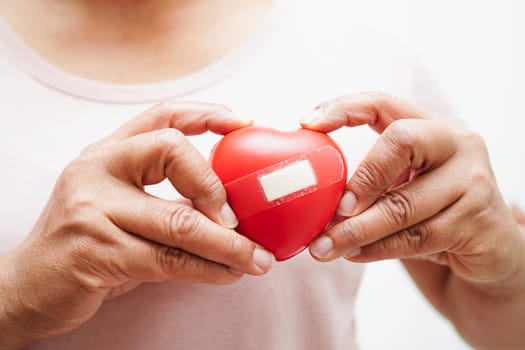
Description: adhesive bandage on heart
xmin=223 ymin=145 xmax=345 ymax=220
xmin=258 ymin=160 xmax=317 ymax=202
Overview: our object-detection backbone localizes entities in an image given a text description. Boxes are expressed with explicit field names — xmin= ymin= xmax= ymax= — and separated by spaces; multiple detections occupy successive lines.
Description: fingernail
xmin=253 ymin=247 xmax=274 ymax=272
xmin=337 ymin=191 xmax=357 ymax=217
xmin=220 ymin=203 xmax=238 ymax=229
xmin=300 ymin=106 xmax=323 ymax=124
xmin=344 ymin=248 xmax=361 ymax=259
xmin=310 ymin=236 xmax=334 ymax=259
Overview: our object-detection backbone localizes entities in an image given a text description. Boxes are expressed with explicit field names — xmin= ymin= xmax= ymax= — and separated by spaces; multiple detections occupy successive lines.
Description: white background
xmin=353 ymin=1 xmax=525 ymax=349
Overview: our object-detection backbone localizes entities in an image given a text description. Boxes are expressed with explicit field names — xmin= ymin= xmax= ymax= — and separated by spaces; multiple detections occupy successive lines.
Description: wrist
xmin=0 ymin=255 xmax=37 ymax=349
xmin=468 ymin=225 xmax=525 ymax=297
xmin=446 ymin=228 xmax=525 ymax=349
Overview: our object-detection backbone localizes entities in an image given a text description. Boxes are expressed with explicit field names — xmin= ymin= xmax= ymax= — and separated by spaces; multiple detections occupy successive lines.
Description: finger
xmin=301 ymin=91 xmax=432 ymax=134
xmin=106 ymin=128 xmax=237 ymax=228
xmin=97 ymin=224 xmax=244 ymax=286
xmin=343 ymin=210 xmax=456 ymax=262
xmin=309 ymin=160 xmax=464 ymax=261
xmin=110 ymin=100 xmax=252 ymax=141
xmin=107 ymin=186 xmax=274 ymax=276
xmin=118 ymin=232 xmax=244 ymax=285
xmin=339 ymin=119 xmax=458 ymax=215
xmin=346 ymin=194 xmax=517 ymax=285
xmin=64 ymin=217 xmax=243 ymax=292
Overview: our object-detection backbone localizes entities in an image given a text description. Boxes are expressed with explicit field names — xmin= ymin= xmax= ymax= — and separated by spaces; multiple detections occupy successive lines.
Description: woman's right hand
xmin=0 ymin=101 xmax=274 ymax=348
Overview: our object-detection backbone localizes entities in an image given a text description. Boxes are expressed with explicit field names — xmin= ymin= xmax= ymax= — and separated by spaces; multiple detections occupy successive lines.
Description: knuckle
xmin=54 ymin=162 xmax=114 ymax=241
xmin=384 ymin=120 xmax=418 ymax=157
xmin=156 ymin=247 xmax=231 ymax=284
xmin=469 ymin=167 xmax=494 ymax=195
xmin=153 ymin=128 xmax=186 ymax=149
xmin=399 ymin=224 xmax=432 ymax=252
xmin=71 ymin=272 xmax=111 ymax=294
xmin=66 ymin=239 xmax=118 ymax=291
xmin=365 ymin=91 xmax=399 ymax=114
xmin=368 ymin=236 xmax=391 ymax=256
xmin=378 ymin=191 xmax=415 ymax=227
xmin=155 ymin=246 xmax=186 ymax=277
xmin=58 ymin=159 xmax=88 ymax=187
xmin=461 ymin=130 xmax=488 ymax=151
xmin=458 ymin=130 xmax=492 ymax=165
xmin=152 ymin=99 xmax=179 ymax=115
xmin=466 ymin=194 xmax=497 ymax=232
xmin=59 ymin=150 xmax=108 ymax=190
xmin=466 ymin=168 xmax=496 ymax=212
xmin=152 ymin=129 xmax=191 ymax=166
xmin=352 ymin=160 xmax=386 ymax=192
xmin=58 ymin=211 xmax=100 ymax=241
xmin=65 ymin=190 xmax=98 ymax=215
xmin=226 ymin=233 xmax=245 ymax=258
xmin=335 ymin=219 xmax=366 ymax=246
xmin=199 ymin=169 xmax=225 ymax=199
xmin=55 ymin=181 xmax=100 ymax=225
xmin=166 ymin=205 xmax=201 ymax=245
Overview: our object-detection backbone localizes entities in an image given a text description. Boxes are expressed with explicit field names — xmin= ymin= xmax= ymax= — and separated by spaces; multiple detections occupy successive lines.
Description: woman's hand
xmin=302 ymin=92 xmax=525 ymax=349
xmin=0 ymin=101 xmax=274 ymax=348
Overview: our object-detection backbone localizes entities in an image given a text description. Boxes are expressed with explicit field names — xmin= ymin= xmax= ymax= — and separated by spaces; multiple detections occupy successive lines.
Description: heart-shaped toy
xmin=209 ymin=127 xmax=347 ymax=261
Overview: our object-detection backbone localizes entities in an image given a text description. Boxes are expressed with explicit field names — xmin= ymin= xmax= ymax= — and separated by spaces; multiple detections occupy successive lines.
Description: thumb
xmin=300 ymin=91 xmax=429 ymax=134
xmin=110 ymin=100 xmax=253 ymax=141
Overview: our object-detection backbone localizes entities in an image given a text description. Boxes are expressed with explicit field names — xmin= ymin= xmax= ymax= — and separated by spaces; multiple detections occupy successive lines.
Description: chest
xmin=0 ymin=16 xmax=414 ymax=252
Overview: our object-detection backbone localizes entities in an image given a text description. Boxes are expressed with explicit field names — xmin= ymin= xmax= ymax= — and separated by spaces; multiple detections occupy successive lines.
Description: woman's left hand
xmin=303 ymin=92 xmax=525 ymax=348
xmin=302 ymin=92 xmax=525 ymax=290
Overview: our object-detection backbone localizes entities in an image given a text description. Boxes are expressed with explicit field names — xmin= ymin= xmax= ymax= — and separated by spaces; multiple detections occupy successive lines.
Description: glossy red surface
xmin=209 ymin=127 xmax=347 ymax=261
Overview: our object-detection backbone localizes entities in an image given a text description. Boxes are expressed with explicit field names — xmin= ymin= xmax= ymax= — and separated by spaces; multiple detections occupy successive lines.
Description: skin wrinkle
xmin=0 ymin=97 xmax=276 ymax=348
xmin=303 ymin=92 xmax=525 ymax=348
xmin=361 ymin=190 xmax=460 ymax=261
xmin=1 ymin=0 xmax=524 ymax=346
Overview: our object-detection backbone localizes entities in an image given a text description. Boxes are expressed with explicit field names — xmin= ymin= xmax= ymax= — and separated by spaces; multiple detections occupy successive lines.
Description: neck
xmin=68 ymin=0 xmax=217 ymax=33
xmin=0 ymin=0 xmax=273 ymax=83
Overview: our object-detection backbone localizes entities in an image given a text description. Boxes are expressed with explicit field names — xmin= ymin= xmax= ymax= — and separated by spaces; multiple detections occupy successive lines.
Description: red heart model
xmin=209 ymin=126 xmax=347 ymax=261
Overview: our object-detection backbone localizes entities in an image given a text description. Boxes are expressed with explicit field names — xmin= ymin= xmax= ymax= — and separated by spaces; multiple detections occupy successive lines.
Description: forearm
xmin=445 ymin=268 xmax=525 ymax=350
xmin=405 ymin=229 xmax=525 ymax=350
xmin=450 ymin=220 xmax=525 ymax=350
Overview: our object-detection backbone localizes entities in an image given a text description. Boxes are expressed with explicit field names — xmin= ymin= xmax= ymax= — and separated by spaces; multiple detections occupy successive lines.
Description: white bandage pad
xmin=258 ymin=160 xmax=318 ymax=202
xmin=223 ymin=145 xmax=345 ymax=220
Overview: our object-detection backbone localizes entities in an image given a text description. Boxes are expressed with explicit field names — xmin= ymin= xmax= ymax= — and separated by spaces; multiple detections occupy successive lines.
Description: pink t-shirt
xmin=0 ymin=0 xmax=445 ymax=348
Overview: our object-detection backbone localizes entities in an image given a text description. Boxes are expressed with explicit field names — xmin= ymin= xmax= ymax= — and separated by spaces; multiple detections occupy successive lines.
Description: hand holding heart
xmin=305 ymin=92 xmax=525 ymax=285
xmin=303 ymin=92 xmax=525 ymax=348
xmin=3 ymin=94 xmax=525 ymax=349
xmin=0 ymin=101 xmax=274 ymax=348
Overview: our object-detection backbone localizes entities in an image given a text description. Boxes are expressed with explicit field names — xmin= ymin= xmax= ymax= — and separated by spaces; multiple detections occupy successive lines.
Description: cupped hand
xmin=303 ymin=92 xmax=525 ymax=289
xmin=0 ymin=101 xmax=274 ymax=347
